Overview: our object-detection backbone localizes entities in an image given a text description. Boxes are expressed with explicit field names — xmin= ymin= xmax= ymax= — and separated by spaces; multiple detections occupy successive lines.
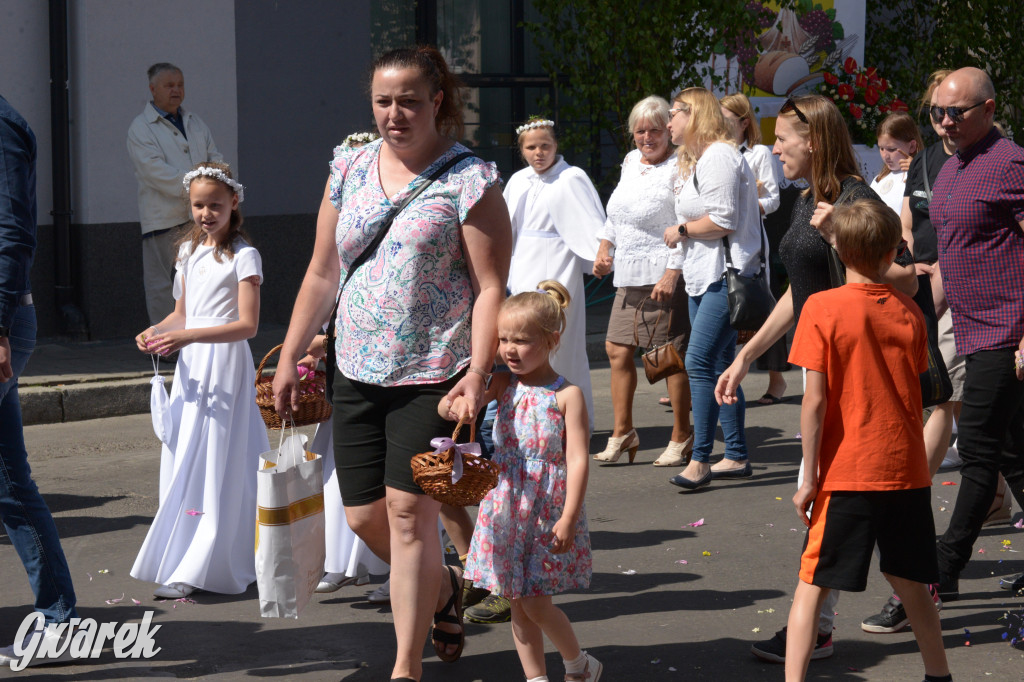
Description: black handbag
xmin=691 ymin=166 xmax=775 ymax=331
xmin=723 ymin=226 xmax=775 ymax=331
xmin=912 ymin=278 xmax=953 ymax=408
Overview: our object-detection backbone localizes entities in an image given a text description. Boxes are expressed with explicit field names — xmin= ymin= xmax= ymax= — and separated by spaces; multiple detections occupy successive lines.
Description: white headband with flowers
xmin=515 ymin=119 xmax=555 ymax=136
xmin=183 ymin=166 xmax=245 ymax=203
xmin=341 ymin=131 xmax=380 ymax=149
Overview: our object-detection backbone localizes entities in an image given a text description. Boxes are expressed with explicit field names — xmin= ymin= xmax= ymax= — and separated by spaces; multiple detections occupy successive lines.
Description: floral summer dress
xmin=464 ymin=376 xmax=592 ymax=598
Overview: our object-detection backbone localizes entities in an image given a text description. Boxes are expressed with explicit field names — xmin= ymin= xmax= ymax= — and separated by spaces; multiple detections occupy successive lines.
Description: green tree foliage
xmin=866 ymin=0 xmax=1024 ymax=139
xmin=525 ymin=0 xmax=762 ymax=187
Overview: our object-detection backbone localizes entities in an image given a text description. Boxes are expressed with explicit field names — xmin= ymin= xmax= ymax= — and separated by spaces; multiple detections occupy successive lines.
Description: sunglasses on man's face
xmin=929 ymin=101 xmax=985 ymax=124
xmin=779 ymin=98 xmax=808 ymax=124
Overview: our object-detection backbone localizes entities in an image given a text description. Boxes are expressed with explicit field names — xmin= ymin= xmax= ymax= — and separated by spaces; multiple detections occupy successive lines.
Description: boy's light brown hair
xmin=832 ymin=198 xmax=902 ymax=275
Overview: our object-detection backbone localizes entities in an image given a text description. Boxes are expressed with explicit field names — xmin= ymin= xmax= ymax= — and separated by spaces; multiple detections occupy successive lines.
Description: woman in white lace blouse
xmin=592 ymin=96 xmax=693 ymax=467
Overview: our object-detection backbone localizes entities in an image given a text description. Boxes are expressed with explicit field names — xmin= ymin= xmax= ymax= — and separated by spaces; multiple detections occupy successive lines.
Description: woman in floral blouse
xmin=274 ymin=47 xmax=511 ymax=682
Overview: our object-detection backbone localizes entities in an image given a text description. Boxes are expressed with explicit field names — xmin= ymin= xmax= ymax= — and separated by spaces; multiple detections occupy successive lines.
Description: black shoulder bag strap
xmin=341 ymin=150 xmax=474 ymax=290
xmin=693 ymin=166 xmax=767 ymax=275
xmin=920 ymin=146 xmax=932 ymax=201
xmin=324 ymin=150 xmax=474 ymax=396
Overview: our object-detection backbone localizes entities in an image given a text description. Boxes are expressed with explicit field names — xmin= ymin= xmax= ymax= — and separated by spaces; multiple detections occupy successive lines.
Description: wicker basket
xmin=411 ymin=419 xmax=499 ymax=507
xmin=255 ymin=343 xmax=333 ymax=429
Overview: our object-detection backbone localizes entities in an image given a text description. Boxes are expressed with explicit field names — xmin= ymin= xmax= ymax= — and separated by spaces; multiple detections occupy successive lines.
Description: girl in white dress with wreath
xmin=503 ymin=117 xmax=604 ymax=426
xmin=132 ymin=162 xmax=269 ymax=599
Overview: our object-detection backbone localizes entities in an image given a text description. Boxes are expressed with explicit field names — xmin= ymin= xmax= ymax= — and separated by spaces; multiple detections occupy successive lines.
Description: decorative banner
xmin=707 ymin=1 xmax=869 ymax=146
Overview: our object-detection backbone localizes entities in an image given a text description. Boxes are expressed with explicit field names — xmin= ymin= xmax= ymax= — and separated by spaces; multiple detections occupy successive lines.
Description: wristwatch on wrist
xmin=0 ymin=327 xmax=9 ymax=339
xmin=677 ymin=223 xmax=688 ymax=237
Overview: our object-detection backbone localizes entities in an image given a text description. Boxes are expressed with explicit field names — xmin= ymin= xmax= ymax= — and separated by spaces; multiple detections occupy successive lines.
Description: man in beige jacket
xmin=127 ymin=63 xmax=222 ymax=325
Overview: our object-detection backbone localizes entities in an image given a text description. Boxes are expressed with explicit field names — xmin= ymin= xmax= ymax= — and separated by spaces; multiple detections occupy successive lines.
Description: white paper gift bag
xmin=255 ymin=429 xmax=326 ymax=618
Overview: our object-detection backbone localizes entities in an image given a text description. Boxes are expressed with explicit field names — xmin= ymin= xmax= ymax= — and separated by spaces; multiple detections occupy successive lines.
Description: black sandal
xmin=432 ymin=565 xmax=465 ymax=662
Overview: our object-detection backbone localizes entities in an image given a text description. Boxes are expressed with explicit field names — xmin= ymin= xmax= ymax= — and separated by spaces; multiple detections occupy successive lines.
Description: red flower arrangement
xmin=816 ymin=57 xmax=908 ymax=147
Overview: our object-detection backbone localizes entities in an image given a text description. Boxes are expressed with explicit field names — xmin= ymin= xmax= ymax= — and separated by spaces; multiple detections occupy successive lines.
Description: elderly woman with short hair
xmin=592 ymin=95 xmax=693 ymax=467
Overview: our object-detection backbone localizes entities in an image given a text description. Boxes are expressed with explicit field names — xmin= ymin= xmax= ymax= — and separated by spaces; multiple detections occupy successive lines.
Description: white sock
xmin=526 ymin=677 xmax=549 ymax=682
xmin=563 ymin=651 xmax=587 ymax=674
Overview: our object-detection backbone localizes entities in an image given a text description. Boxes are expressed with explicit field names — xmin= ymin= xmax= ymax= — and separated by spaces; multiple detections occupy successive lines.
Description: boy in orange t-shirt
xmin=783 ymin=199 xmax=950 ymax=682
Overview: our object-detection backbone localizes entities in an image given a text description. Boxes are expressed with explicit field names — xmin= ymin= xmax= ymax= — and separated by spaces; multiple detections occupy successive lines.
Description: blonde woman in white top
xmin=662 ymin=87 xmax=762 ymax=490
xmin=592 ymin=95 xmax=693 ymax=467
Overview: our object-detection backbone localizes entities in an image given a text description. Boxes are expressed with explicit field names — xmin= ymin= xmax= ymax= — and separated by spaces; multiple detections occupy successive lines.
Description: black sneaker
xmin=999 ymin=572 xmax=1024 ymax=593
xmin=861 ymin=595 xmax=909 ymax=633
xmin=750 ymin=626 xmax=833 ymax=664
xmin=464 ymin=593 xmax=511 ymax=624
xmin=861 ymin=586 xmax=943 ymax=634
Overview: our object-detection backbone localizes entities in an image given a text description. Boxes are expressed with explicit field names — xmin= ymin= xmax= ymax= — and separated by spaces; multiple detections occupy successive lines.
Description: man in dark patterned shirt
xmin=929 ymin=67 xmax=1024 ymax=599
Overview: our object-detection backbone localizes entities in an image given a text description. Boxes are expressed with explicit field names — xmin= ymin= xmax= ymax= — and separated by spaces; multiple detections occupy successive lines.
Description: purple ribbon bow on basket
xmin=429 ymin=436 xmax=481 ymax=484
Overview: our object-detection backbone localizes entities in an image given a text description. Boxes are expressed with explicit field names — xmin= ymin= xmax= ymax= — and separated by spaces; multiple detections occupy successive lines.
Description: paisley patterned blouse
xmin=329 ymin=139 xmax=499 ymax=386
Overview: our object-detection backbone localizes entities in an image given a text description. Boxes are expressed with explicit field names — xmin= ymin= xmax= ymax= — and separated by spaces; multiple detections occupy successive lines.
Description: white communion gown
xmin=503 ymin=157 xmax=605 ymax=425
xmin=131 ymin=240 xmax=270 ymax=594
xmin=308 ymin=420 xmax=390 ymax=578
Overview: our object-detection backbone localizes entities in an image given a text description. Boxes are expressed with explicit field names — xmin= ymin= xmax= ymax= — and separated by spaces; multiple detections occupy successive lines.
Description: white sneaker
xmin=153 ymin=582 xmax=194 ymax=599
xmin=366 ymin=578 xmax=391 ymax=604
xmin=315 ymin=572 xmax=370 ymax=593
xmin=0 ymin=624 xmax=77 ymax=668
xmin=940 ymin=439 xmax=962 ymax=470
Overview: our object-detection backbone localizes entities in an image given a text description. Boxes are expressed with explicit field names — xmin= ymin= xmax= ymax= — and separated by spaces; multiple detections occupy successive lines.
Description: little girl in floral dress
xmin=440 ymin=280 xmax=600 ymax=682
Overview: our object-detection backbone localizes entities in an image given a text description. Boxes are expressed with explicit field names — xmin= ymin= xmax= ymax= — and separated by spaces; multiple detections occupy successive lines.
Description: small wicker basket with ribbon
xmin=410 ymin=418 xmax=499 ymax=507
xmin=255 ymin=343 xmax=333 ymax=429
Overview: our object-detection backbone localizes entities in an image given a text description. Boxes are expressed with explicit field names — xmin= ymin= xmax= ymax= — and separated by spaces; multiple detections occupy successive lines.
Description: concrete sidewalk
xmin=19 ymin=294 xmax=617 ymax=425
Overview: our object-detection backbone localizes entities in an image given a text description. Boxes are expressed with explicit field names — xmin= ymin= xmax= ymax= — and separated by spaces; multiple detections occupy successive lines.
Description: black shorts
xmin=799 ymin=487 xmax=939 ymax=591
xmin=332 ymin=370 xmax=462 ymax=506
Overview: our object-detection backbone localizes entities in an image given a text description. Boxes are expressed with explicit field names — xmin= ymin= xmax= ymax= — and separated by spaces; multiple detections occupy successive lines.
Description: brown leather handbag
xmin=634 ymin=296 xmax=685 ymax=384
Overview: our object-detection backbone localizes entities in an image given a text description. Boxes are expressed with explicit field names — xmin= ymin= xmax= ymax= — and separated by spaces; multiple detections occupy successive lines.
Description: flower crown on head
xmin=515 ymin=118 xmax=555 ymax=136
xmin=183 ymin=166 xmax=245 ymax=203
xmin=341 ymin=131 xmax=380 ymax=149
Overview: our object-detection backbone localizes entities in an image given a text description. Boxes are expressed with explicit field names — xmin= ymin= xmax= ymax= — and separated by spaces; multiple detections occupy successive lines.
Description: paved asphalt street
xmin=1 ymin=364 xmax=1022 ymax=681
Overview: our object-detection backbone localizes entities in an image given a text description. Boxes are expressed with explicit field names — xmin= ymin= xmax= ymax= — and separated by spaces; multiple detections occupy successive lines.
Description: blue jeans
xmin=686 ymin=279 xmax=747 ymax=463
xmin=0 ymin=305 xmax=78 ymax=624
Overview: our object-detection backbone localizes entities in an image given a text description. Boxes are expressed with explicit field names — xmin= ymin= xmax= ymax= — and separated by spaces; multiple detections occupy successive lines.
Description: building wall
xmin=233 ymin=1 xmax=373 ymax=321
xmin=1 ymin=1 xmax=373 ymax=339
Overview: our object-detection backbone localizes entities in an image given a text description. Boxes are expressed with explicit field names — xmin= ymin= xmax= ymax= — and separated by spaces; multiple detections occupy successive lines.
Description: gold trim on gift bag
xmin=257 ymin=492 xmax=325 ymax=527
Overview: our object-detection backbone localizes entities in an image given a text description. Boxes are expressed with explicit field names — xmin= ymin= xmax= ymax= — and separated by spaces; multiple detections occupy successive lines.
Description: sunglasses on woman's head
xmin=929 ymin=101 xmax=985 ymax=123
xmin=779 ymin=98 xmax=808 ymax=124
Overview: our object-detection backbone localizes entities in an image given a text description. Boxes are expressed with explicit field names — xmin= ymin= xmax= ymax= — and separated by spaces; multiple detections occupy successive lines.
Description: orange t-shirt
xmin=789 ymin=283 xmax=930 ymax=491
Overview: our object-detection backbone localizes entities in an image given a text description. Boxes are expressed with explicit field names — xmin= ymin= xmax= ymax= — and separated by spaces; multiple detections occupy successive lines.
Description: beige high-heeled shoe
xmin=593 ymin=429 xmax=639 ymax=463
xmin=653 ymin=435 xmax=693 ymax=467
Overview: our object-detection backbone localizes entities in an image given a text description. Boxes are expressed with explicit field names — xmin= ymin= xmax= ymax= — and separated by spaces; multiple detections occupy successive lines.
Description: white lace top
xmin=596 ymin=149 xmax=682 ymax=287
